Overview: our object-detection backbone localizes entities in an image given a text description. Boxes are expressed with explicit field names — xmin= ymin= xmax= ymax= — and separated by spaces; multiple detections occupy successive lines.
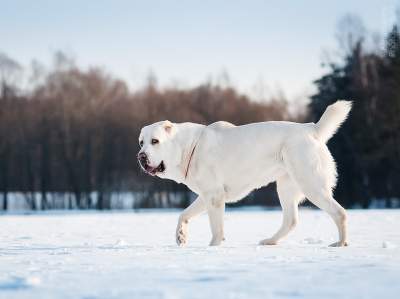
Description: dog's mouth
xmin=142 ymin=161 xmax=166 ymax=176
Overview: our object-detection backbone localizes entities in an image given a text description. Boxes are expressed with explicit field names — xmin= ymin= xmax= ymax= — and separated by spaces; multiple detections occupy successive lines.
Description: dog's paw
xmin=209 ymin=237 xmax=223 ymax=246
xmin=176 ymin=233 xmax=186 ymax=246
xmin=259 ymin=238 xmax=278 ymax=246
xmin=329 ymin=241 xmax=349 ymax=247
xmin=176 ymin=223 xmax=187 ymax=246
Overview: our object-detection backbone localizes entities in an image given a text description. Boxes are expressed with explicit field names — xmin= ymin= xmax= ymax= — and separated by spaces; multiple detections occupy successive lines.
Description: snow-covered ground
xmin=0 ymin=209 xmax=399 ymax=299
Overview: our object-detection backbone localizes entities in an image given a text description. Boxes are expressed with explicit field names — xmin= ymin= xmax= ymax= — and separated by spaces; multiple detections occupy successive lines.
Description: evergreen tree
xmin=310 ymin=24 xmax=400 ymax=208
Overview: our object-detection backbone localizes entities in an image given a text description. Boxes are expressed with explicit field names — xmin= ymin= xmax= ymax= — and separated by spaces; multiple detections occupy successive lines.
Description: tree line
xmin=0 ymin=54 xmax=291 ymax=210
xmin=1 ymin=15 xmax=399 ymax=210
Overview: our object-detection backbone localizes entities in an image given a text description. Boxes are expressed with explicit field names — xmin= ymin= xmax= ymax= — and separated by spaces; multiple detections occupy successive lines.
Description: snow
xmin=0 ymin=209 xmax=399 ymax=299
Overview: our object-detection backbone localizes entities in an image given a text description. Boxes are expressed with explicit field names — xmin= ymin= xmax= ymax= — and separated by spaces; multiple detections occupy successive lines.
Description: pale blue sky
xmin=1 ymin=0 xmax=399 ymax=100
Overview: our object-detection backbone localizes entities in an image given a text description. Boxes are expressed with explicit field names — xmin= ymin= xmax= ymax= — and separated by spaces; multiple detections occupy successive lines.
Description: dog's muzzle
xmin=137 ymin=152 xmax=165 ymax=176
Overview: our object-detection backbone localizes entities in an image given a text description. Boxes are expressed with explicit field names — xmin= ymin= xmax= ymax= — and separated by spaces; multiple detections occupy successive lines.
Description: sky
xmin=1 ymin=0 xmax=399 ymax=101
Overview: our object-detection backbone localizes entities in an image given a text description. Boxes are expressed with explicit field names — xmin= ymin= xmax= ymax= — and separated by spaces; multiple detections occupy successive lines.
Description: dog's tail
xmin=315 ymin=100 xmax=352 ymax=143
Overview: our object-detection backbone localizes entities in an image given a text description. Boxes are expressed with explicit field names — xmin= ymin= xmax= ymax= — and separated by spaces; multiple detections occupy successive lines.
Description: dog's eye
xmin=139 ymin=140 xmax=143 ymax=147
xmin=151 ymin=138 xmax=159 ymax=145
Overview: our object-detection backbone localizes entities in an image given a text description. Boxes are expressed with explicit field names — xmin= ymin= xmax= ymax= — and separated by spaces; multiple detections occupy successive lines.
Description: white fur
xmin=139 ymin=100 xmax=352 ymax=247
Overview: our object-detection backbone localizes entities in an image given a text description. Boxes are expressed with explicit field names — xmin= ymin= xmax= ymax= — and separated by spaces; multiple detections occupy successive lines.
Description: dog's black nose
xmin=137 ymin=152 xmax=148 ymax=165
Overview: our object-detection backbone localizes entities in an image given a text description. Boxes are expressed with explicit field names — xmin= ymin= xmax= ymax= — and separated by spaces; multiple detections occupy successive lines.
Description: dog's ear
xmin=163 ymin=120 xmax=174 ymax=134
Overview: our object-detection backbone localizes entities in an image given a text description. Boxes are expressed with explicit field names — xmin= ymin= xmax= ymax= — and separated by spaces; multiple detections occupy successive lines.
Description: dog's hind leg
xmin=259 ymin=174 xmax=303 ymax=245
xmin=176 ymin=197 xmax=206 ymax=246
xmin=283 ymin=142 xmax=348 ymax=247
xmin=307 ymin=191 xmax=348 ymax=247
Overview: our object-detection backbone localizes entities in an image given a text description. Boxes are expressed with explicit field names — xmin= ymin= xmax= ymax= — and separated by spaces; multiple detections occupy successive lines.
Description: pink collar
xmin=183 ymin=128 xmax=205 ymax=180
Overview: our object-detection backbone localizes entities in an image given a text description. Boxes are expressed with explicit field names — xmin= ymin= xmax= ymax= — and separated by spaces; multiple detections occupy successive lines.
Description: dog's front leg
xmin=206 ymin=196 xmax=225 ymax=246
xmin=176 ymin=197 xmax=206 ymax=246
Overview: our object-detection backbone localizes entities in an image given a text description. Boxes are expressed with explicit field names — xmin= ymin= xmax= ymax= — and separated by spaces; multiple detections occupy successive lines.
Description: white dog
xmin=138 ymin=100 xmax=351 ymax=247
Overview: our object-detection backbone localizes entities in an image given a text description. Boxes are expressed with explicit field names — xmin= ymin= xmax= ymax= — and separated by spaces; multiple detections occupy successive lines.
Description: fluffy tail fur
xmin=315 ymin=100 xmax=352 ymax=143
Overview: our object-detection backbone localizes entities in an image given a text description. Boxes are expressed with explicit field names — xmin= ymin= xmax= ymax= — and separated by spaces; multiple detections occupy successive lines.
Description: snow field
xmin=0 ymin=209 xmax=399 ymax=299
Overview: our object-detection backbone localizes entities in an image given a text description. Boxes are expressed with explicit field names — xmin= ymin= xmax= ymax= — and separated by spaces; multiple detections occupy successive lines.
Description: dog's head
xmin=138 ymin=120 xmax=180 ymax=178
